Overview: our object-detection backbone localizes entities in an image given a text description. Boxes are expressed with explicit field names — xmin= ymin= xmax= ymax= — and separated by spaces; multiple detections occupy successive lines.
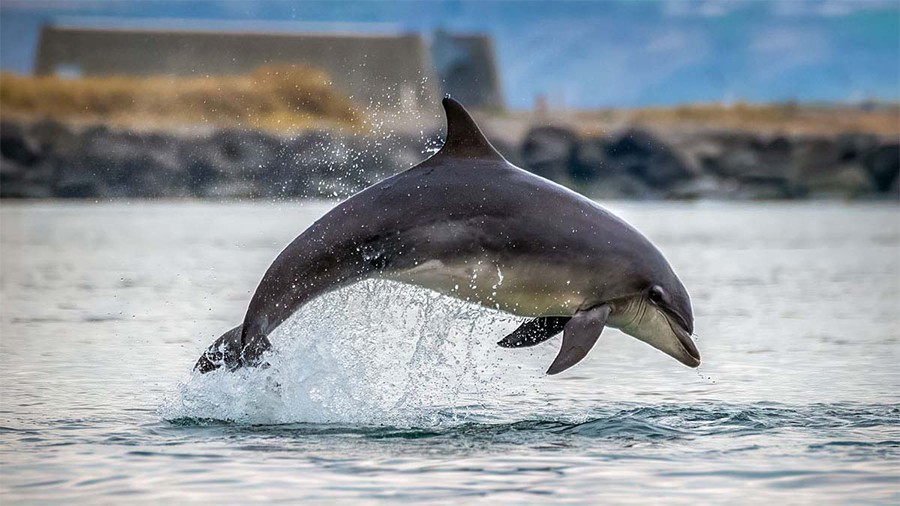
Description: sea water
xmin=1 ymin=201 xmax=897 ymax=504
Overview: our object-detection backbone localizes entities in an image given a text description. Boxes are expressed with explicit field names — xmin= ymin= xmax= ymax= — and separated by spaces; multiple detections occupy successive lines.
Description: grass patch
xmin=575 ymin=101 xmax=900 ymax=137
xmin=0 ymin=65 xmax=360 ymax=132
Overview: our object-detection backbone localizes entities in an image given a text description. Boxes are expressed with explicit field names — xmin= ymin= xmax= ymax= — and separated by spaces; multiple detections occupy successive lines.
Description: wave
xmin=165 ymin=402 xmax=899 ymax=453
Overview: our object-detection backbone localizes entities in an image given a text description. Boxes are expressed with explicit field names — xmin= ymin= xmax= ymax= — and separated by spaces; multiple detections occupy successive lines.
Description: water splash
xmin=161 ymin=280 xmax=544 ymax=426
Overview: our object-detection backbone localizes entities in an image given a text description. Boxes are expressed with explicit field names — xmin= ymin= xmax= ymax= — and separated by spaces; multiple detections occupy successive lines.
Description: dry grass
xmin=572 ymin=101 xmax=900 ymax=137
xmin=0 ymin=65 xmax=361 ymax=132
xmin=2 ymin=69 xmax=896 ymax=139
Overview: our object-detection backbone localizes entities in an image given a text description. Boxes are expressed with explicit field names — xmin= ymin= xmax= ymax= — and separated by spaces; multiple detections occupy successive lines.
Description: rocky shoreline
xmin=1 ymin=119 xmax=897 ymax=200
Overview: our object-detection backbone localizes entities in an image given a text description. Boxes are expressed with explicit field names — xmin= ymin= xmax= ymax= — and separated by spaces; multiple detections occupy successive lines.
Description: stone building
xmin=432 ymin=30 xmax=503 ymax=109
xmin=34 ymin=24 xmax=504 ymax=111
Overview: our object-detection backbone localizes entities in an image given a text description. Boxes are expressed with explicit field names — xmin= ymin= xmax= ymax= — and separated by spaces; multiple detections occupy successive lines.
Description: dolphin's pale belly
xmin=382 ymin=259 xmax=584 ymax=317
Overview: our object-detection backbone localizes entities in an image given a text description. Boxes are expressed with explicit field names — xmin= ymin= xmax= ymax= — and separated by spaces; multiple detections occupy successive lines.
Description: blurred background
xmin=1 ymin=0 xmax=898 ymax=201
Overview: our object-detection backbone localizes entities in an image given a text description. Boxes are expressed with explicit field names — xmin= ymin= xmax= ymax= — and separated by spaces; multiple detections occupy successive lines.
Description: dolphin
xmin=195 ymin=97 xmax=699 ymax=375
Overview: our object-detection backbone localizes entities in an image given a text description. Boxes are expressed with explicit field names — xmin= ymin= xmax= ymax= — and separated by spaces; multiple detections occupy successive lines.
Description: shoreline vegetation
xmin=0 ymin=66 xmax=360 ymax=132
xmin=1 ymin=67 xmax=898 ymax=200
xmin=2 ymin=67 xmax=897 ymax=137
xmin=568 ymin=102 xmax=900 ymax=138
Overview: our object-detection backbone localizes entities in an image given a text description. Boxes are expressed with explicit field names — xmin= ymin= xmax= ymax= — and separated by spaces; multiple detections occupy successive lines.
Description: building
xmin=432 ymin=30 xmax=503 ymax=110
xmin=34 ymin=24 xmax=504 ymax=111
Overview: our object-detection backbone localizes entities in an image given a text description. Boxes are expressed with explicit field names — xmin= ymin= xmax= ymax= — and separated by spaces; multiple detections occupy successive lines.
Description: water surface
xmin=1 ymin=201 xmax=898 ymax=504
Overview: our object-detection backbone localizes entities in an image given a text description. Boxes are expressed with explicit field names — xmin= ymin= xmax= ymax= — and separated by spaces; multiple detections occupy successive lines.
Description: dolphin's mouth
xmin=668 ymin=318 xmax=701 ymax=368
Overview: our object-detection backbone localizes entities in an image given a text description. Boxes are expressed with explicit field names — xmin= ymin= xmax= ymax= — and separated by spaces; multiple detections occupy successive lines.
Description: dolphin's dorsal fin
xmin=436 ymin=97 xmax=506 ymax=161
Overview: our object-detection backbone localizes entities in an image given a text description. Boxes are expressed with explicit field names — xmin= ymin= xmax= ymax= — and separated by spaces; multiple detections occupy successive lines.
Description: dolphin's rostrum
xmin=195 ymin=97 xmax=700 ymax=375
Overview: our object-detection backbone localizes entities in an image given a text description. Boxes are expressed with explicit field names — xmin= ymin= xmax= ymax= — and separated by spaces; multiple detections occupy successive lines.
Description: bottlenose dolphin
xmin=195 ymin=98 xmax=699 ymax=375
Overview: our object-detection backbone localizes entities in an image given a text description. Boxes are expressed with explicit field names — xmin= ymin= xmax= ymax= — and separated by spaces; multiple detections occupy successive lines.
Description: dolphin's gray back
xmin=240 ymin=153 xmax=659 ymax=342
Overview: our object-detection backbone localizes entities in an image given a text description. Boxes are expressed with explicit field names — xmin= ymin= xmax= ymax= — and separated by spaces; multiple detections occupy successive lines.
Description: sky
xmin=1 ymin=0 xmax=898 ymax=108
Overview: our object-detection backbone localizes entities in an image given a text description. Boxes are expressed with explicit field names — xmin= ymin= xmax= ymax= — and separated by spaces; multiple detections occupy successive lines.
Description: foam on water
xmin=161 ymin=280 xmax=547 ymax=426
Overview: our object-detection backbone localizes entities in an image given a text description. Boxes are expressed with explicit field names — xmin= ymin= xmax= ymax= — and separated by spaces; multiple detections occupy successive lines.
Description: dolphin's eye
xmin=649 ymin=287 xmax=664 ymax=303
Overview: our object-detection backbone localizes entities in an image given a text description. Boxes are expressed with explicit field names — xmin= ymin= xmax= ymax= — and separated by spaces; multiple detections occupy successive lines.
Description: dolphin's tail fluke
xmin=194 ymin=325 xmax=272 ymax=373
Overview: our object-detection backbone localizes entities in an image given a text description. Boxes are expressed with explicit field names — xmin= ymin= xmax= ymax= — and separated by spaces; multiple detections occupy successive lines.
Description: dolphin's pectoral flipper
xmin=498 ymin=317 xmax=571 ymax=348
xmin=546 ymin=305 xmax=611 ymax=375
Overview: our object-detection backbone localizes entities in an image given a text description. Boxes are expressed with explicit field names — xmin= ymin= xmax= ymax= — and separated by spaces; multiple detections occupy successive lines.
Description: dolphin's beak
xmin=617 ymin=302 xmax=702 ymax=369
xmin=669 ymin=319 xmax=701 ymax=368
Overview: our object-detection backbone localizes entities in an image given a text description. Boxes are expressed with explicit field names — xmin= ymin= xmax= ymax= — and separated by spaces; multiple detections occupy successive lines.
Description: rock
xmin=679 ymin=136 xmax=724 ymax=177
xmin=180 ymin=136 xmax=227 ymax=197
xmin=0 ymin=177 xmax=55 ymax=199
xmin=788 ymin=137 xmax=840 ymax=197
xmin=0 ymin=156 xmax=24 ymax=181
xmin=705 ymin=133 xmax=795 ymax=184
xmin=0 ymin=123 xmax=58 ymax=197
xmin=287 ymin=130 xmax=356 ymax=197
xmin=180 ymin=129 xmax=280 ymax=198
xmin=891 ymin=171 xmax=900 ymax=196
xmin=0 ymin=121 xmax=40 ymax=167
xmin=56 ymin=179 xmax=107 ymax=199
xmin=804 ymin=164 xmax=875 ymax=198
xmin=0 ymin=117 xmax=893 ymax=201
xmin=861 ymin=143 xmax=899 ymax=192
xmin=66 ymin=127 xmax=185 ymax=198
xmin=119 ymin=134 xmax=186 ymax=198
xmin=712 ymin=147 xmax=760 ymax=178
xmin=521 ymin=126 xmax=579 ymax=180
xmin=787 ymin=135 xmax=888 ymax=198
xmin=604 ymin=129 xmax=694 ymax=189
xmin=212 ymin=129 xmax=280 ymax=176
xmin=833 ymin=133 xmax=878 ymax=162
xmin=186 ymin=129 xmax=425 ymax=199
xmin=571 ymin=136 xmax=619 ymax=182
xmin=29 ymin=119 xmax=78 ymax=158
xmin=734 ymin=174 xmax=796 ymax=200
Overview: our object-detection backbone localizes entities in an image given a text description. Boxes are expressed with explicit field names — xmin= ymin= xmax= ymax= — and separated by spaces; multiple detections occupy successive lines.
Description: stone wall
xmin=432 ymin=30 xmax=504 ymax=110
xmin=1 ymin=119 xmax=897 ymax=200
xmin=518 ymin=126 xmax=899 ymax=200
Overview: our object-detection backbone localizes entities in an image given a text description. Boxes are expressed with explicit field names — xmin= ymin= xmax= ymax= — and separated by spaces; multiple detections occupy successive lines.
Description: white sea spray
xmin=161 ymin=280 xmax=549 ymax=426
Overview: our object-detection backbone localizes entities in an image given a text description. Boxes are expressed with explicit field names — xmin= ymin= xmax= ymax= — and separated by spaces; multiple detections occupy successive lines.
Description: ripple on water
xmin=161 ymin=402 xmax=900 ymax=458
